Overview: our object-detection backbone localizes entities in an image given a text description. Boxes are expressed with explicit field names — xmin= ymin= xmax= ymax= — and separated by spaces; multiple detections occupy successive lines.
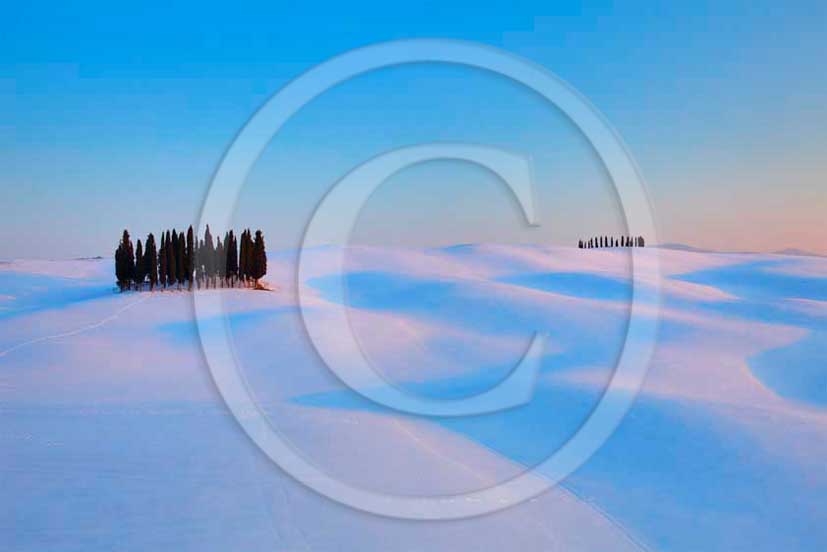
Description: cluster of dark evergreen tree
xmin=115 ymin=226 xmax=267 ymax=291
xmin=578 ymin=235 xmax=645 ymax=249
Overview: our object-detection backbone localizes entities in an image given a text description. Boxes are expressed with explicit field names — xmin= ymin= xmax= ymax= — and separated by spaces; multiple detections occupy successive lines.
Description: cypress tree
xmin=234 ymin=231 xmax=240 ymax=285
xmin=134 ymin=239 xmax=144 ymax=289
xmin=246 ymin=229 xmax=253 ymax=286
xmin=203 ymin=225 xmax=214 ymax=288
xmin=196 ymin=239 xmax=204 ymax=289
xmin=127 ymin=231 xmax=135 ymax=286
xmin=246 ymin=229 xmax=255 ymax=286
xmin=176 ymin=230 xmax=185 ymax=288
xmin=639 ymin=236 xmax=645 ymax=247
xmin=166 ymin=230 xmax=176 ymax=288
xmin=239 ymin=230 xmax=247 ymax=285
xmin=115 ymin=244 xmax=125 ymax=291
xmin=225 ymin=232 xmax=232 ymax=286
xmin=126 ymin=231 xmax=135 ymax=286
xmin=251 ymin=229 xmax=267 ymax=288
xmin=238 ymin=230 xmax=245 ymax=285
xmin=159 ymin=232 xmax=167 ymax=289
xmin=223 ymin=231 xmax=231 ymax=287
xmin=216 ymin=236 xmax=225 ymax=287
xmin=161 ymin=230 xmax=167 ymax=288
xmin=186 ymin=226 xmax=194 ymax=290
xmin=116 ymin=229 xmax=135 ymax=291
xmin=227 ymin=230 xmax=238 ymax=286
xmin=221 ymin=232 xmax=227 ymax=277
xmin=170 ymin=230 xmax=178 ymax=289
xmin=146 ymin=233 xmax=158 ymax=290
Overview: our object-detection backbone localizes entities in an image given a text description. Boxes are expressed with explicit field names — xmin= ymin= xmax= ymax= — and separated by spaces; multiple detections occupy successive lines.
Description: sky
xmin=2 ymin=0 xmax=826 ymax=258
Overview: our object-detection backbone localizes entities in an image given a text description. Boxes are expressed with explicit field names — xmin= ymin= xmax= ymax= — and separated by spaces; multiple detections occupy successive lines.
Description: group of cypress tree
xmin=115 ymin=225 xmax=267 ymax=291
xmin=578 ymin=235 xmax=645 ymax=249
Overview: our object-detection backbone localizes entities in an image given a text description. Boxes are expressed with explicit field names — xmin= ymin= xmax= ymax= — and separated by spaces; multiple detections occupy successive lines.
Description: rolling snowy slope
xmin=1 ymin=246 xmax=825 ymax=551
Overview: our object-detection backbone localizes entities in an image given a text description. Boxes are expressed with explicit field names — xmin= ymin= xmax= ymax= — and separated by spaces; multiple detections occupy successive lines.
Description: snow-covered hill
xmin=1 ymin=246 xmax=825 ymax=551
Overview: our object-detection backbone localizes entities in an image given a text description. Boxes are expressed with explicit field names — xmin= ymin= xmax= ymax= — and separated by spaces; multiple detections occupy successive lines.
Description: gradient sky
xmin=2 ymin=1 xmax=826 ymax=258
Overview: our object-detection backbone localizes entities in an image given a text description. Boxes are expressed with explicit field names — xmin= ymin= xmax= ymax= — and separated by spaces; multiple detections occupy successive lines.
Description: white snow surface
xmin=1 ymin=245 xmax=825 ymax=551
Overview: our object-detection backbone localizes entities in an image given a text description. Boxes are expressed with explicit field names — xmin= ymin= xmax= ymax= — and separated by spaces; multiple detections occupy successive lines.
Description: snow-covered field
xmin=1 ymin=246 xmax=825 ymax=551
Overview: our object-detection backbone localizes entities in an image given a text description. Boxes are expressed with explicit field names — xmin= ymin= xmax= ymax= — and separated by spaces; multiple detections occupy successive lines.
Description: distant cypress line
xmin=115 ymin=225 xmax=267 ymax=291
xmin=577 ymin=235 xmax=645 ymax=249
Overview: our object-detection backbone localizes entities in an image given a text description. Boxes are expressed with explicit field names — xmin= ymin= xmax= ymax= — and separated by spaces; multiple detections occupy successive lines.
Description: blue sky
xmin=2 ymin=1 xmax=825 ymax=257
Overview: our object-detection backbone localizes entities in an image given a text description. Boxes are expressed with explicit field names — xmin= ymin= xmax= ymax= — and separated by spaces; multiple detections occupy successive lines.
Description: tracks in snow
xmin=0 ymin=294 xmax=151 ymax=359
xmin=390 ymin=417 xmax=654 ymax=552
